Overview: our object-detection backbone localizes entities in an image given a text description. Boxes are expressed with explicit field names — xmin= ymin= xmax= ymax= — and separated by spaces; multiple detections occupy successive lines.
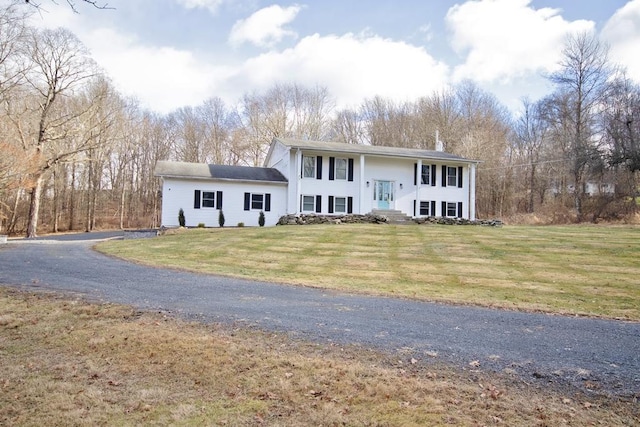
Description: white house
xmin=155 ymin=138 xmax=480 ymax=227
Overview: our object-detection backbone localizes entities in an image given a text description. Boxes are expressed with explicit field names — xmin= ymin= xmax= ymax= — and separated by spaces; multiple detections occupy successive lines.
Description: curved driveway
xmin=1 ymin=232 xmax=638 ymax=398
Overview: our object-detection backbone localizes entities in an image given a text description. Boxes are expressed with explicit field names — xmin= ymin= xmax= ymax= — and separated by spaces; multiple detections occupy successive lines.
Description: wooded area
xmin=1 ymin=3 xmax=639 ymax=236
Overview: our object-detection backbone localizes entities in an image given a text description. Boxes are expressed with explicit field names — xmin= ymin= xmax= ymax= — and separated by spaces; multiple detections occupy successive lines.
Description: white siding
xmin=294 ymin=151 xmax=362 ymax=214
xmin=160 ymin=178 xmax=287 ymax=227
xmin=289 ymin=153 xmax=473 ymax=219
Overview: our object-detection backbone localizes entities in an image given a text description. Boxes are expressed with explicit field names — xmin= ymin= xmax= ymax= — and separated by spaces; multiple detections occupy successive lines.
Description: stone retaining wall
xmin=124 ymin=229 xmax=159 ymax=239
xmin=277 ymin=214 xmax=502 ymax=227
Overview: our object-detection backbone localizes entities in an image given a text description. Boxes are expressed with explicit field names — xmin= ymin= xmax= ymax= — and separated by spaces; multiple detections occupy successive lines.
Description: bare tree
xmin=12 ymin=26 xmax=100 ymax=237
xmin=513 ymin=98 xmax=549 ymax=213
xmin=330 ymin=108 xmax=364 ymax=144
xmin=19 ymin=0 xmax=114 ymax=13
xmin=236 ymin=83 xmax=334 ymax=165
xmin=548 ymin=31 xmax=611 ymax=221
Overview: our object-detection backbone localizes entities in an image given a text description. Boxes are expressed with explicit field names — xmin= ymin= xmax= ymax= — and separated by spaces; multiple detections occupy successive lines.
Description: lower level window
xmin=302 ymin=195 xmax=316 ymax=212
xmin=446 ymin=202 xmax=457 ymax=217
xmin=419 ymin=201 xmax=431 ymax=216
xmin=202 ymin=191 xmax=215 ymax=208
xmin=334 ymin=197 xmax=346 ymax=213
xmin=244 ymin=192 xmax=271 ymax=211
xmin=251 ymin=194 xmax=264 ymax=210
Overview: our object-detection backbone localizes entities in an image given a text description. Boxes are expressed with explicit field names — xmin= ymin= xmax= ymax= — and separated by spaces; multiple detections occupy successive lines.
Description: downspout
xmin=295 ymin=148 xmax=302 ymax=214
xmin=359 ymin=154 xmax=366 ymax=214
xmin=469 ymin=163 xmax=477 ymax=220
xmin=415 ymin=159 xmax=422 ymax=217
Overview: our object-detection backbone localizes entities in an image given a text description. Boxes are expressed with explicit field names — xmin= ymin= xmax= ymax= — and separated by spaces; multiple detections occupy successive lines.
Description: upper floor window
xmin=302 ymin=155 xmax=323 ymax=179
xmin=303 ymin=156 xmax=315 ymax=178
xmin=335 ymin=158 xmax=347 ymax=180
xmin=447 ymin=167 xmax=458 ymax=187
xmin=421 ymin=165 xmax=430 ymax=185
xmin=329 ymin=156 xmax=353 ymax=181
xmin=442 ymin=165 xmax=463 ymax=188
xmin=415 ymin=164 xmax=435 ymax=186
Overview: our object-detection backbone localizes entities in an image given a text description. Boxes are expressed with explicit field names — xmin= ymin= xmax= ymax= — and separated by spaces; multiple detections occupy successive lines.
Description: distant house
xmin=155 ymin=138 xmax=480 ymax=227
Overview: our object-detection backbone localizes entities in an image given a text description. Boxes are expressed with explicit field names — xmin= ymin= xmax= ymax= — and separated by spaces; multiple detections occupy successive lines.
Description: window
xmin=421 ymin=165 xmax=430 ymax=185
xmin=419 ymin=201 xmax=431 ymax=216
xmin=194 ymin=190 xmax=222 ymax=209
xmin=446 ymin=202 xmax=457 ymax=217
xmin=335 ymin=158 xmax=347 ymax=180
xmin=415 ymin=164 xmax=436 ymax=186
xmin=442 ymin=165 xmax=463 ymax=187
xmin=244 ymin=193 xmax=271 ymax=211
xmin=441 ymin=201 xmax=462 ymax=218
xmin=302 ymin=195 xmax=316 ymax=212
xmin=303 ymin=156 xmax=315 ymax=178
xmin=251 ymin=194 xmax=264 ymax=210
xmin=328 ymin=196 xmax=353 ymax=214
xmin=202 ymin=191 xmax=215 ymax=208
xmin=447 ymin=167 xmax=458 ymax=187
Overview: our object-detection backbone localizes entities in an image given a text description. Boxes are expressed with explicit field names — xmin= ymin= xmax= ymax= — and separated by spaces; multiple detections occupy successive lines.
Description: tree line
xmin=1 ymin=4 xmax=638 ymax=237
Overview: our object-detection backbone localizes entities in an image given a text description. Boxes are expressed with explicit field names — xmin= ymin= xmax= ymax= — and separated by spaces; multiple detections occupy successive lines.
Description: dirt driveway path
xmin=1 ymin=232 xmax=638 ymax=398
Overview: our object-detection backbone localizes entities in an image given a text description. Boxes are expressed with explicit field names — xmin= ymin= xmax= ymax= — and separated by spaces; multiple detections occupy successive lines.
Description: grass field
xmin=2 ymin=288 xmax=637 ymax=426
xmin=98 ymin=224 xmax=640 ymax=320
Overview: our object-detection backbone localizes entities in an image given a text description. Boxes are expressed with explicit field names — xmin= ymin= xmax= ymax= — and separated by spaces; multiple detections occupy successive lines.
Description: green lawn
xmin=97 ymin=224 xmax=640 ymax=320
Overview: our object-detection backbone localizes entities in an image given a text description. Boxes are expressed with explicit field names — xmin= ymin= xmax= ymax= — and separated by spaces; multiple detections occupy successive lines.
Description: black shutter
xmin=299 ymin=195 xmax=302 ymax=212
xmin=316 ymin=156 xmax=323 ymax=180
xmin=315 ymin=195 xmax=322 ymax=213
xmin=244 ymin=192 xmax=250 ymax=211
xmin=430 ymin=201 xmax=436 ymax=217
xmin=329 ymin=157 xmax=335 ymax=180
xmin=265 ymin=193 xmax=271 ymax=212
xmin=194 ymin=190 xmax=201 ymax=209
xmin=431 ymin=165 xmax=436 ymax=186
xmin=414 ymin=163 xmax=417 ymax=186
xmin=442 ymin=165 xmax=447 ymax=187
xmin=457 ymin=202 xmax=463 ymax=218
xmin=347 ymin=197 xmax=353 ymax=214
xmin=347 ymin=158 xmax=354 ymax=181
xmin=413 ymin=200 xmax=416 ymax=216
xmin=458 ymin=166 xmax=463 ymax=188
xmin=441 ymin=201 xmax=447 ymax=217
xmin=216 ymin=191 xmax=223 ymax=209
xmin=328 ymin=196 xmax=334 ymax=213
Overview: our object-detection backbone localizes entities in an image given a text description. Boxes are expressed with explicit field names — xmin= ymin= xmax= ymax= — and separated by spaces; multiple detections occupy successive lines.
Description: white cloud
xmin=226 ymin=32 xmax=450 ymax=109
xmin=29 ymin=12 xmax=230 ymax=114
xmin=175 ymin=0 xmax=225 ymax=14
xmin=84 ymin=29 xmax=231 ymax=113
xmin=229 ymin=4 xmax=301 ymax=48
xmin=446 ymin=0 xmax=593 ymax=83
xmin=601 ymin=0 xmax=640 ymax=81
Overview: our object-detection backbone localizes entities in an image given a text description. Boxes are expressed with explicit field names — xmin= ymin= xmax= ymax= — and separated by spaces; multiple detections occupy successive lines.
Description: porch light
xmin=399 ymin=183 xmax=403 ymax=189
xmin=366 ymin=181 xmax=370 ymax=187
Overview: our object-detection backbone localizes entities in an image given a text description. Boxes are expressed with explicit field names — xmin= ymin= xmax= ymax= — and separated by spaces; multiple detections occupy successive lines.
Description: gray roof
xmin=272 ymin=137 xmax=479 ymax=163
xmin=155 ymin=161 xmax=288 ymax=183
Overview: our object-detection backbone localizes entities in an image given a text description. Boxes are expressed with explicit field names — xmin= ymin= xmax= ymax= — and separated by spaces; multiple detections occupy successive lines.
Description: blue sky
xmin=23 ymin=0 xmax=640 ymax=114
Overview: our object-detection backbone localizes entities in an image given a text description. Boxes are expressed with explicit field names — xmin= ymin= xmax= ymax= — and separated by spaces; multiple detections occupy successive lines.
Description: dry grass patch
xmin=100 ymin=224 xmax=640 ymax=320
xmin=1 ymin=288 xmax=637 ymax=426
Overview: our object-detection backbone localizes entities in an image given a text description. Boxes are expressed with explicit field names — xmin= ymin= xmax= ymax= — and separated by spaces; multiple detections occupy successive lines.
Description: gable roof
xmin=155 ymin=161 xmax=287 ymax=183
xmin=270 ymin=137 xmax=479 ymax=163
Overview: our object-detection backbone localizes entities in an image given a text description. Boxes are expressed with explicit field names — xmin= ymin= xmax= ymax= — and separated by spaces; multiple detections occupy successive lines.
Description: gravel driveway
xmin=1 ymin=232 xmax=638 ymax=398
